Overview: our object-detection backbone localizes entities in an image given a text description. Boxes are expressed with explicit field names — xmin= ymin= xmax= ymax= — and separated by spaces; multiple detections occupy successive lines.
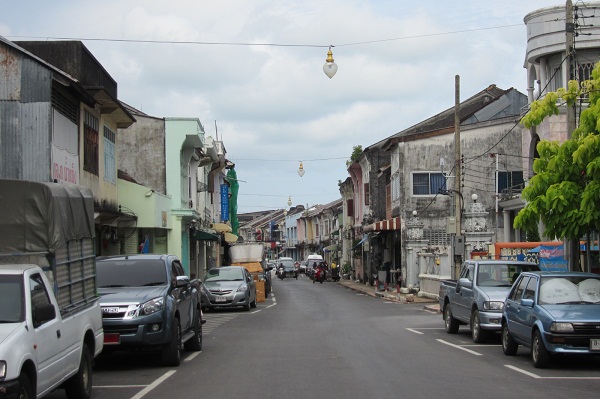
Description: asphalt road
xmin=46 ymin=274 xmax=600 ymax=399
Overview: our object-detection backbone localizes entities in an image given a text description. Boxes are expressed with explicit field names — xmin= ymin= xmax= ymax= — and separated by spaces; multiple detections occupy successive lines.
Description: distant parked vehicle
xmin=202 ymin=266 xmax=257 ymax=311
xmin=502 ymin=271 xmax=600 ymax=368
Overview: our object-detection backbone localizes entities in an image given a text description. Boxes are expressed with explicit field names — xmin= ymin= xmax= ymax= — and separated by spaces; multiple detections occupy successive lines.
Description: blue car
xmin=501 ymin=271 xmax=600 ymax=368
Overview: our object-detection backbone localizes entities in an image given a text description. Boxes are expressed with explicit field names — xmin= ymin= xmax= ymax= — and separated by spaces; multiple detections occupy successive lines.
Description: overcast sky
xmin=1 ymin=0 xmax=556 ymax=214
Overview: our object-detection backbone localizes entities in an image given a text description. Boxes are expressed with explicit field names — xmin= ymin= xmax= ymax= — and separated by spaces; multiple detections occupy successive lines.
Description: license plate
xmin=104 ymin=333 xmax=121 ymax=345
xmin=591 ymin=339 xmax=600 ymax=351
xmin=216 ymin=296 xmax=227 ymax=303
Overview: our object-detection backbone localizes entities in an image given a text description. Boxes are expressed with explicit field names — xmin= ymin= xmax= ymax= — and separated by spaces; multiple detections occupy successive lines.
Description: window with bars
xmin=412 ymin=172 xmax=446 ymax=196
xmin=497 ymin=171 xmax=524 ymax=194
xmin=424 ymin=229 xmax=450 ymax=246
xmin=392 ymin=172 xmax=400 ymax=201
xmin=84 ymin=110 xmax=99 ymax=175
xmin=103 ymin=126 xmax=116 ymax=184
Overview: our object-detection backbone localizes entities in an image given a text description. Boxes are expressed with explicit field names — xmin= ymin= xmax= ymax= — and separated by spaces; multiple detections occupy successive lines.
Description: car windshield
xmin=278 ymin=260 xmax=295 ymax=269
xmin=97 ymin=259 xmax=168 ymax=287
xmin=539 ymin=276 xmax=600 ymax=304
xmin=477 ymin=263 xmax=539 ymax=287
xmin=205 ymin=268 xmax=244 ymax=282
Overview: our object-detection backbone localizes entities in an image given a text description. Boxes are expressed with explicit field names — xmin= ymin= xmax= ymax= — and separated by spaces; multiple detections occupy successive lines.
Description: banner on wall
xmin=220 ymin=184 xmax=229 ymax=221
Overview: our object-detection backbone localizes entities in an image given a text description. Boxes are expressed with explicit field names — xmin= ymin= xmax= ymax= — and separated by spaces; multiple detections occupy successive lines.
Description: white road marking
xmin=130 ymin=370 xmax=176 ymax=399
xmin=406 ymin=328 xmax=424 ymax=335
xmin=184 ymin=351 xmax=202 ymax=362
xmin=504 ymin=365 xmax=600 ymax=379
xmin=94 ymin=385 xmax=147 ymax=388
xmin=436 ymin=339 xmax=483 ymax=356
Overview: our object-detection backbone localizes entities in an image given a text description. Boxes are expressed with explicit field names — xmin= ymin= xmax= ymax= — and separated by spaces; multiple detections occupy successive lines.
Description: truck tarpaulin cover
xmin=0 ymin=179 xmax=94 ymax=254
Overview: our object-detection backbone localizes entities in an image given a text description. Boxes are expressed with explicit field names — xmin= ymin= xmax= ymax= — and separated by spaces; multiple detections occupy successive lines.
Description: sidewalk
xmin=335 ymin=278 xmax=441 ymax=312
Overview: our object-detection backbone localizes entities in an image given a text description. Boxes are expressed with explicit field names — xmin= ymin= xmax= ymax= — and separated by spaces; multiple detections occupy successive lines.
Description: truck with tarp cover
xmin=0 ymin=179 xmax=104 ymax=399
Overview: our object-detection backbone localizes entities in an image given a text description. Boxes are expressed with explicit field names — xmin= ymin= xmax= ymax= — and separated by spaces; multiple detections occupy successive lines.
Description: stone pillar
xmin=405 ymin=212 xmax=427 ymax=289
xmin=463 ymin=196 xmax=493 ymax=258
xmin=503 ymin=210 xmax=511 ymax=242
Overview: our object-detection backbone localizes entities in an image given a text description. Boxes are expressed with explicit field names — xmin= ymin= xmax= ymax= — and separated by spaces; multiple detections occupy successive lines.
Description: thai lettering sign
xmin=220 ymin=184 xmax=229 ymax=221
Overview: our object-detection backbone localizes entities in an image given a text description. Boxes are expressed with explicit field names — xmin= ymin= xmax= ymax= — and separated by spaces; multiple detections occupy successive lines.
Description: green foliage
xmin=346 ymin=145 xmax=363 ymax=166
xmin=515 ymin=63 xmax=600 ymax=240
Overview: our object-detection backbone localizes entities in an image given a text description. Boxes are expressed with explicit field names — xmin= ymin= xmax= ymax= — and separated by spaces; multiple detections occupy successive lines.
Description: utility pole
xmin=566 ymin=0 xmax=577 ymax=137
xmin=453 ymin=75 xmax=462 ymax=279
xmin=565 ymin=0 xmax=580 ymax=271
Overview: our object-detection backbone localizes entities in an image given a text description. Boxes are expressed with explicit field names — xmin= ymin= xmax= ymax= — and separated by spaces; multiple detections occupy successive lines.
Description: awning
xmin=192 ymin=230 xmax=219 ymax=241
xmin=352 ymin=234 xmax=370 ymax=249
xmin=224 ymin=232 xmax=238 ymax=243
xmin=211 ymin=222 xmax=232 ymax=233
xmin=363 ymin=217 xmax=401 ymax=233
xmin=324 ymin=244 xmax=338 ymax=252
xmin=331 ymin=230 xmax=340 ymax=236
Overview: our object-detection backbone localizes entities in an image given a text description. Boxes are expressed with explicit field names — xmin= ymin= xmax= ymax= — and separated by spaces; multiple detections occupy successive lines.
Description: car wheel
xmin=250 ymin=297 xmax=257 ymax=308
xmin=184 ymin=310 xmax=202 ymax=352
xmin=471 ymin=309 xmax=488 ymax=343
xmin=532 ymin=330 xmax=551 ymax=368
xmin=501 ymin=323 xmax=518 ymax=356
xmin=444 ymin=304 xmax=459 ymax=334
xmin=64 ymin=343 xmax=93 ymax=399
xmin=161 ymin=317 xmax=182 ymax=366
xmin=18 ymin=372 xmax=34 ymax=399
xmin=243 ymin=296 xmax=251 ymax=311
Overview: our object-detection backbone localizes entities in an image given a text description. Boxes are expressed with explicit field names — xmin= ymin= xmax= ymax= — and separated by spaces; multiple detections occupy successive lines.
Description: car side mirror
xmin=458 ymin=277 xmax=472 ymax=289
xmin=176 ymin=275 xmax=190 ymax=287
xmin=33 ymin=302 xmax=56 ymax=326
xmin=520 ymin=298 xmax=534 ymax=308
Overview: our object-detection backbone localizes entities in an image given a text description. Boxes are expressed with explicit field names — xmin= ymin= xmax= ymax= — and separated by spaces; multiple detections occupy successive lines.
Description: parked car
xmin=96 ymin=254 xmax=203 ymax=367
xmin=502 ymin=271 xmax=600 ymax=368
xmin=202 ymin=266 xmax=257 ymax=311
xmin=257 ymin=269 xmax=272 ymax=296
xmin=439 ymin=259 xmax=539 ymax=343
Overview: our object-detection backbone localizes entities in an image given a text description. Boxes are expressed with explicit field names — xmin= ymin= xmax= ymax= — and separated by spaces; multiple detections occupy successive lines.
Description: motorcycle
xmin=313 ymin=267 xmax=326 ymax=284
xmin=277 ymin=266 xmax=286 ymax=280
xmin=331 ymin=267 xmax=340 ymax=282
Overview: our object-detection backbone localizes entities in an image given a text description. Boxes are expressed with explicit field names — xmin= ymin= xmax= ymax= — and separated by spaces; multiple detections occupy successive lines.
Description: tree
xmin=514 ymin=63 xmax=600 ymax=241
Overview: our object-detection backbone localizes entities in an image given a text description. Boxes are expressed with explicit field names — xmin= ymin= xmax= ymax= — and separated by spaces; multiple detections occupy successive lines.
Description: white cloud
xmin=2 ymin=0 xmax=553 ymax=212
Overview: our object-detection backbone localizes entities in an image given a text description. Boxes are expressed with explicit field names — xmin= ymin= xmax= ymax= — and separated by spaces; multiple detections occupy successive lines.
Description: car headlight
xmin=483 ymin=301 xmax=504 ymax=311
xmin=139 ymin=297 xmax=164 ymax=316
xmin=237 ymin=285 xmax=248 ymax=293
xmin=0 ymin=360 xmax=6 ymax=379
xmin=550 ymin=322 xmax=574 ymax=333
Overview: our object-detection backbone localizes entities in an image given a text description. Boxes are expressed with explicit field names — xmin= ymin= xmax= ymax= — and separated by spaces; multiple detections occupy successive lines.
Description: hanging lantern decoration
xmin=298 ymin=161 xmax=305 ymax=177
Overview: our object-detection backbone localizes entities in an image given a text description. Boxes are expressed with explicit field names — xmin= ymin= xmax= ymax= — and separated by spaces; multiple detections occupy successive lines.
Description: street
xmin=50 ymin=275 xmax=600 ymax=399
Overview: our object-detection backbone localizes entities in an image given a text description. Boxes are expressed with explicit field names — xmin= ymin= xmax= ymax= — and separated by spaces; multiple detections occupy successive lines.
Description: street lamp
xmin=298 ymin=161 xmax=305 ymax=177
xmin=287 ymin=196 xmax=292 ymax=206
xmin=323 ymin=46 xmax=338 ymax=79
xmin=472 ymin=193 xmax=478 ymax=203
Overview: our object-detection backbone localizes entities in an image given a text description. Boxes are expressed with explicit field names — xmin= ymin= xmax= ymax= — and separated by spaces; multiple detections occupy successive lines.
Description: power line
xmin=5 ymin=19 xmax=562 ymax=50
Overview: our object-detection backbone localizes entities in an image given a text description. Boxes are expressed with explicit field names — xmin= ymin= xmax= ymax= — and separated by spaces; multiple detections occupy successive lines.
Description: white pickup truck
xmin=0 ymin=180 xmax=104 ymax=399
